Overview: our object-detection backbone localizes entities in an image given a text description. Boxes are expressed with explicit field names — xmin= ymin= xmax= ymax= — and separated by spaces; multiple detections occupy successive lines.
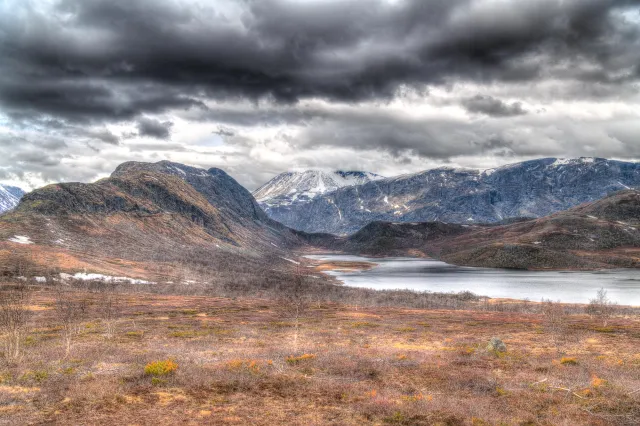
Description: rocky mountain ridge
xmin=262 ymin=158 xmax=640 ymax=234
xmin=312 ymin=189 xmax=640 ymax=269
xmin=0 ymin=184 xmax=24 ymax=214
xmin=254 ymin=170 xmax=383 ymax=209
xmin=0 ymin=161 xmax=313 ymax=283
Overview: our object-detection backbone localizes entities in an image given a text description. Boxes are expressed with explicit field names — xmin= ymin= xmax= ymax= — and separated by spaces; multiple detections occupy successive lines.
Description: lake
xmin=305 ymin=255 xmax=640 ymax=306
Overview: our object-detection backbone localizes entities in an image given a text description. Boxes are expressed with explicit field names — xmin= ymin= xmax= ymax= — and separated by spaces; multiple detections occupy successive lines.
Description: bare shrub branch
xmin=0 ymin=284 xmax=31 ymax=361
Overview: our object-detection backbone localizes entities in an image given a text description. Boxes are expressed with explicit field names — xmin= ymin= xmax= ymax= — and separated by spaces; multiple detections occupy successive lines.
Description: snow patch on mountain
xmin=261 ymin=157 xmax=640 ymax=235
xmin=8 ymin=235 xmax=32 ymax=244
xmin=254 ymin=170 xmax=383 ymax=207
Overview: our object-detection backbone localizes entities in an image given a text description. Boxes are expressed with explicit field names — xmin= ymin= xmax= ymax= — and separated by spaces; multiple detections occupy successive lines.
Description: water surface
xmin=305 ymin=255 xmax=640 ymax=306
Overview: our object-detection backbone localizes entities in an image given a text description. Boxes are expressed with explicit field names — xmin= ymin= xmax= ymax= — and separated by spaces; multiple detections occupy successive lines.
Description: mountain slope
xmin=254 ymin=170 xmax=383 ymax=209
xmin=0 ymin=162 xmax=312 ymax=283
xmin=267 ymin=158 xmax=640 ymax=234
xmin=0 ymin=184 xmax=25 ymax=214
xmin=440 ymin=190 xmax=640 ymax=269
xmin=318 ymin=190 xmax=640 ymax=269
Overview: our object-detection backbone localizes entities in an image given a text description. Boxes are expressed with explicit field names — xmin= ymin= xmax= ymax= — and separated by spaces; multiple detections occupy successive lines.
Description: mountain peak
xmin=253 ymin=169 xmax=383 ymax=206
xmin=259 ymin=157 xmax=640 ymax=234
xmin=112 ymin=160 xmax=268 ymax=223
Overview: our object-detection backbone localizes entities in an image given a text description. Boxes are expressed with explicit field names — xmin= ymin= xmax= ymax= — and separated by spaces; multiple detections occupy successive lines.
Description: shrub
xmin=61 ymin=367 xmax=75 ymax=375
xmin=400 ymin=392 xmax=424 ymax=402
xmin=591 ymin=376 xmax=607 ymax=388
xmin=286 ymin=354 xmax=316 ymax=365
xmin=495 ymin=386 xmax=509 ymax=396
xmin=351 ymin=322 xmax=379 ymax=328
xmin=151 ymin=377 xmax=167 ymax=386
xmin=169 ymin=330 xmax=197 ymax=338
xmin=226 ymin=359 xmax=261 ymax=374
xmin=560 ymin=357 xmax=578 ymax=366
xmin=144 ymin=359 xmax=178 ymax=376
xmin=22 ymin=370 xmax=48 ymax=383
xmin=593 ymin=326 xmax=615 ymax=333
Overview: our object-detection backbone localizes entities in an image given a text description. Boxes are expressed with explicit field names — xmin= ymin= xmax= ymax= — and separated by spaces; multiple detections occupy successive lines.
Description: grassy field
xmin=1 ymin=287 xmax=639 ymax=425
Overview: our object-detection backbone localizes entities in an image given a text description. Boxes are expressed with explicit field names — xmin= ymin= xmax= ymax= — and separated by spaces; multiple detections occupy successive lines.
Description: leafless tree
xmin=541 ymin=299 xmax=567 ymax=351
xmin=0 ymin=284 xmax=31 ymax=361
xmin=55 ymin=288 xmax=90 ymax=357
xmin=97 ymin=283 xmax=121 ymax=339
xmin=276 ymin=264 xmax=310 ymax=353
xmin=586 ymin=288 xmax=617 ymax=327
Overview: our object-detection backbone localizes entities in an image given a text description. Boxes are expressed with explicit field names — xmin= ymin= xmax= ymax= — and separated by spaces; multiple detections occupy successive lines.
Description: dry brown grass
xmin=0 ymin=288 xmax=639 ymax=425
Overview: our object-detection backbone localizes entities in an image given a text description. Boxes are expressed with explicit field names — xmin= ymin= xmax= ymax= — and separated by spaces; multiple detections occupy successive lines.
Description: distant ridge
xmin=0 ymin=184 xmax=25 ymax=214
xmin=308 ymin=189 xmax=640 ymax=269
xmin=260 ymin=157 xmax=640 ymax=234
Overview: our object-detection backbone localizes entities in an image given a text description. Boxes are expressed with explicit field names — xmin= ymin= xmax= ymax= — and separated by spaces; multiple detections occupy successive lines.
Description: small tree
xmin=586 ymin=288 xmax=616 ymax=327
xmin=276 ymin=264 xmax=310 ymax=353
xmin=55 ymin=288 xmax=89 ymax=357
xmin=0 ymin=284 xmax=31 ymax=361
xmin=541 ymin=299 xmax=567 ymax=351
xmin=97 ymin=283 xmax=121 ymax=339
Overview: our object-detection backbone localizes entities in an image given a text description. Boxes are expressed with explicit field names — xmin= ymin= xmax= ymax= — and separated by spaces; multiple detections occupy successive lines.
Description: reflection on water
xmin=305 ymin=255 xmax=640 ymax=306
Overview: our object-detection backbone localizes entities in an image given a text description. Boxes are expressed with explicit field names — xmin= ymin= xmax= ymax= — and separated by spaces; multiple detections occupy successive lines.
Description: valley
xmin=1 ymin=158 xmax=639 ymax=426
xmin=3 ymin=2 xmax=640 ymax=424
xmin=1 ymin=159 xmax=639 ymax=294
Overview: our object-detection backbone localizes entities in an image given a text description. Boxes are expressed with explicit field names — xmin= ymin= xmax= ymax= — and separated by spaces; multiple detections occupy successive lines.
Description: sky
xmin=0 ymin=0 xmax=639 ymax=190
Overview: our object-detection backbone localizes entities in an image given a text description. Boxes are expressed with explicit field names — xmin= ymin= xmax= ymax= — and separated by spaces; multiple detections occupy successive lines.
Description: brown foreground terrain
xmin=1 ymin=286 xmax=639 ymax=425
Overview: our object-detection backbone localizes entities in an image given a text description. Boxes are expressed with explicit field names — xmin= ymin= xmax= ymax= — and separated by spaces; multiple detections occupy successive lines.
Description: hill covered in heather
xmin=0 ymin=161 xmax=316 ymax=284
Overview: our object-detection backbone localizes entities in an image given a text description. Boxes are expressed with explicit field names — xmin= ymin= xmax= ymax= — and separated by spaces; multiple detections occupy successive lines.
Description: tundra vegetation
xmin=0 ymin=275 xmax=639 ymax=426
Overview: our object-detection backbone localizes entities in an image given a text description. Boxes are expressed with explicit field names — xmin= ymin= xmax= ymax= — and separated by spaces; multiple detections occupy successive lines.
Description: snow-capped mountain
xmin=260 ymin=157 xmax=640 ymax=234
xmin=253 ymin=170 xmax=383 ymax=208
xmin=0 ymin=184 xmax=25 ymax=214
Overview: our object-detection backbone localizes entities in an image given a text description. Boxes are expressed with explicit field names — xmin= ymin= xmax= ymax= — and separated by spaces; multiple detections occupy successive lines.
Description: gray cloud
xmin=212 ymin=126 xmax=236 ymax=138
xmin=0 ymin=0 xmax=638 ymax=123
xmin=0 ymin=0 xmax=638 ymax=190
xmin=462 ymin=95 xmax=528 ymax=117
xmin=137 ymin=117 xmax=173 ymax=139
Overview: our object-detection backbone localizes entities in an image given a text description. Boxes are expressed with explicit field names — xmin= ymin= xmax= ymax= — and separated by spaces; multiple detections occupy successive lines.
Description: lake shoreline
xmin=304 ymin=254 xmax=640 ymax=307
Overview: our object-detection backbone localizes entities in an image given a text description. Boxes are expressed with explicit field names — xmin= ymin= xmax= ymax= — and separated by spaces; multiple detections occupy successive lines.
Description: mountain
xmin=0 ymin=184 xmax=25 ymax=214
xmin=316 ymin=190 xmax=640 ymax=269
xmin=254 ymin=170 xmax=383 ymax=209
xmin=439 ymin=189 xmax=640 ymax=269
xmin=0 ymin=161 xmax=312 ymax=283
xmin=265 ymin=158 xmax=640 ymax=234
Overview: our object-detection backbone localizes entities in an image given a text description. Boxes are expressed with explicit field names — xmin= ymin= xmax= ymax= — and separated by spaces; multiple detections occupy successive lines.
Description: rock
xmin=487 ymin=337 xmax=507 ymax=353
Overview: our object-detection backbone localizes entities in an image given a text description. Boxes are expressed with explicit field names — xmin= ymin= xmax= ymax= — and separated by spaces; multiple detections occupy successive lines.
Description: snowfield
xmin=253 ymin=170 xmax=383 ymax=205
xmin=8 ymin=235 xmax=33 ymax=244
xmin=59 ymin=272 xmax=153 ymax=285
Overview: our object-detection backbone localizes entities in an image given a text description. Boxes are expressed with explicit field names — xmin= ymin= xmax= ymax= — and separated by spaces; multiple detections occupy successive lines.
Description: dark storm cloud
xmin=0 ymin=0 xmax=638 ymax=125
xmin=462 ymin=95 xmax=527 ymax=117
xmin=137 ymin=117 xmax=173 ymax=140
